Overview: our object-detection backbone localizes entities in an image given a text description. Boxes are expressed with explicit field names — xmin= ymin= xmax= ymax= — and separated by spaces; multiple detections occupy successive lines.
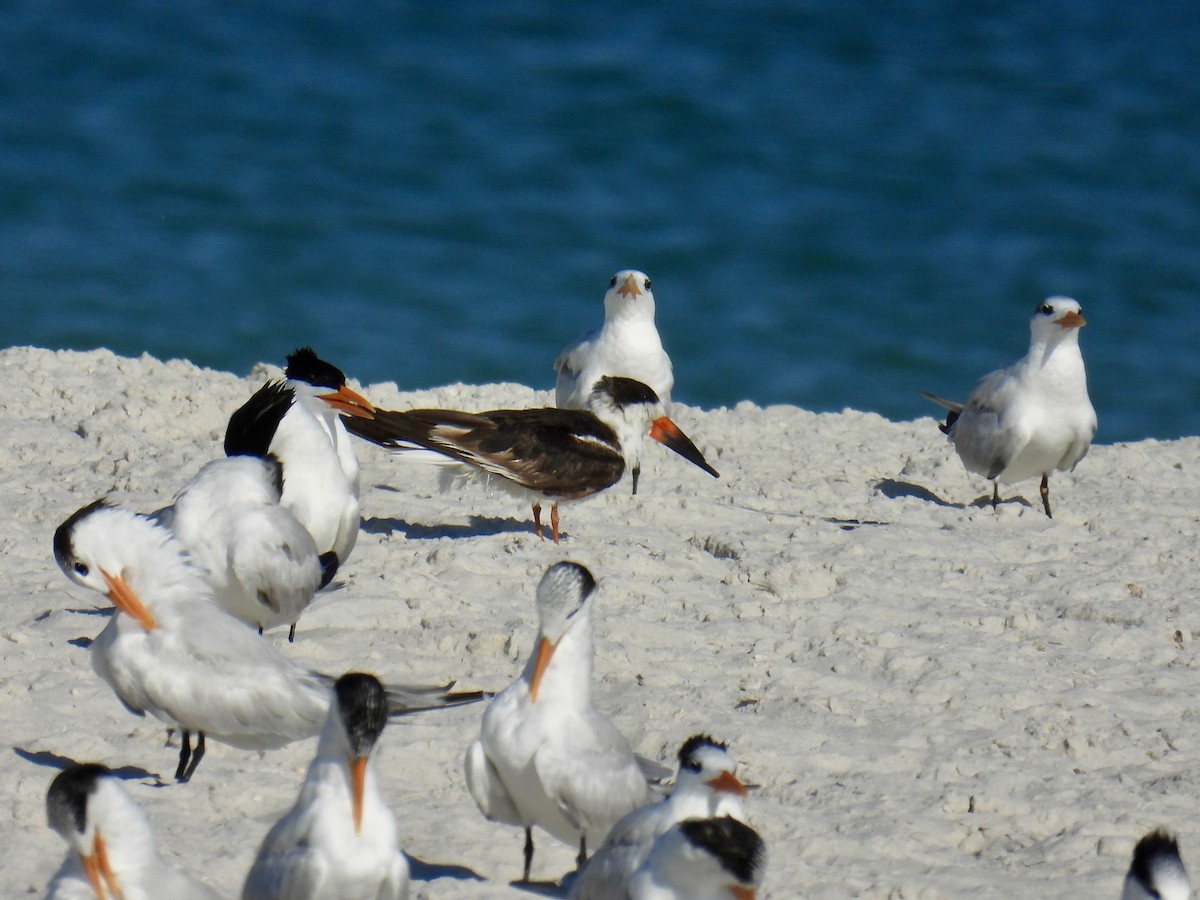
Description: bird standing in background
xmin=465 ymin=562 xmax=653 ymax=883
xmin=242 ymin=673 xmax=410 ymax=900
xmin=45 ymin=763 xmax=220 ymax=899
xmin=920 ymin=296 xmax=1096 ymax=518
xmin=555 ymin=270 xmax=674 ymax=494
xmin=344 ymin=376 xmax=717 ymax=544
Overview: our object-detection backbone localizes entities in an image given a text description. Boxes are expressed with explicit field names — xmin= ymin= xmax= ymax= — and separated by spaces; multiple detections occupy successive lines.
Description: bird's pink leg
xmin=551 ymin=503 xmax=560 ymax=545
xmin=532 ymin=503 xmax=544 ymax=540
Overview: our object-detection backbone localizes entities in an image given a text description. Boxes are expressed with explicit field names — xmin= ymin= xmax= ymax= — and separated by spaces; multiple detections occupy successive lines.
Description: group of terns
xmin=38 ymin=269 xmax=1126 ymax=898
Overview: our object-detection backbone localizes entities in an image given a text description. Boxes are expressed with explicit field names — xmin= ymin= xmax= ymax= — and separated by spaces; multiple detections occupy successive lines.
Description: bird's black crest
xmin=46 ymin=763 xmax=110 ymax=835
xmin=679 ymin=734 xmax=729 ymax=771
xmin=1129 ymin=830 xmax=1184 ymax=890
xmin=53 ymin=499 xmax=111 ymax=571
xmin=286 ymin=347 xmax=347 ymax=390
xmin=595 ymin=376 xmax=660 ymax=406
xmin=225 ymin=381 xmax=294 ymax=458
xmin=679 ymin=816 xmax=765 ymax=884
xmin=334 ymin=673 xmax=389 ymax=757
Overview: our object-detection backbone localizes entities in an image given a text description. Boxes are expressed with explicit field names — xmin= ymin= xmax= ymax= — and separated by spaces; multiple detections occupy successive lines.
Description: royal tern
xmin=225 ymin=347 xmax=376 ymax=568
xmin=45 ymin=762 xmax=219 ymax=899
xmin=53 ymin=500 xmax=483 ymax=782
xmin=920 ymin=296 xmax=1096 ymax=518
xmin=555 ymin=270 xmax=674 ymax=494
xmin=154 ymin=455 xmax=333 ymax=641
xmin=344 ymin=376 xmax=718 ymax=544
xmin=628 ymin=816 xmax=766 ymax=900
xmin=465 ymin=562 xmax=653 ymax=883
xmin=570 ymin=735 xmax=748 ymax=899
xmin=1122 ymin=830 xmax=1191 ymax=900
xmin=242 ymin=673 xmax=410 ymax=900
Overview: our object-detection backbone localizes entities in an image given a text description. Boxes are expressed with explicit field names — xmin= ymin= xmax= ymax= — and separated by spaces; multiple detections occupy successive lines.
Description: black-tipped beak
xmin=649 ymin=416 xmax=720 ymax=478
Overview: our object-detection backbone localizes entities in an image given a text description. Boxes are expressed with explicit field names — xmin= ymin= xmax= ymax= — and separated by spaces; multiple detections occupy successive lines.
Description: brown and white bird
xmin=465 ymin=562 xmax=653 ymax=883
xmin=343 ymin=376 xmax=718 ymax=543
xmin=45 ymin=763 xmax=219 ymax=899
xmin=920 ymin=296 xmax=1096 ymax=518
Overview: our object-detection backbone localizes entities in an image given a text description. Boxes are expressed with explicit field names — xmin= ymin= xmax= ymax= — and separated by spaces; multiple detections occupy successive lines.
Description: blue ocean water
xmin=2 ymin=1 xmax=1197 ymax=442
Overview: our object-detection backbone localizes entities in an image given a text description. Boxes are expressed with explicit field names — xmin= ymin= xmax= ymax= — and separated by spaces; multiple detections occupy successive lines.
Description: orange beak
xmin=731 ymin=888 xmax=756 ymax=900
xmin=616 ymin=273 xmax=642 ymax=299
xmin=81 ymin=831 xmax=121 ymax=898
xmin=101 ymin=569 xmax=157 ymax=632
xmin=350 ymin=756 xmax=368 ymax=834
xmin=706 ymin=770 xmax=748 ymax=796
xmin=1055 ymin=310 xmax=1086 ymax=329
xmin=649 ymin=416 xmax=720 ymax=479
xmin=529 ymin=637 xmax=557 ymax=703
xmin=318 ymin=385 xmax=376 ymax=419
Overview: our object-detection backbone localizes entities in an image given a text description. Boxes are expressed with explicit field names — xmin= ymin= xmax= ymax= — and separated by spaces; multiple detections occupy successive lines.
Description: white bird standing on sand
xmin=465 ymin=562 xmax=653 ymax=883
xmin=225 ymin=347 xmax=376 ymax=570
xmin=628 ymin=816 xmax=766 ymax=900
xmin=1122 ymin=830 xmax=1191 ymax=900
xmin=154 ymin=455 xmax=333 ymax=641
xmin=45 ymin=762 xmax=219 ymax=899
xmin=555 ymin=270 xmax=674 ymax=494
xmin=242 ymin=673 xmax=410 ymax=900
xmin=53 ymin=500 xmax=481 ymax=783
xmin=920 ymin=296 xmax=1097 ymax=518
xmin=343 ymin=376 xmax=718 ymax=545
xmin=570 ymin=735 xmax=748 ymax=899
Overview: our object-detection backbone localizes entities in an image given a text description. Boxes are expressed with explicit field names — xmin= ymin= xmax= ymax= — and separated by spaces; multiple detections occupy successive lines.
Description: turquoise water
xmin=2 ymin=1 xmax=1197 ymax=441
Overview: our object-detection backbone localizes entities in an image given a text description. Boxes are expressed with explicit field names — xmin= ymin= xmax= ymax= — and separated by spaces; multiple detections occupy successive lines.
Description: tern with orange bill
xmin=225 ymin=347 xmax=375 ymax=569
xmin=465 ymin=562 xmax=653 ymax=883
xmin=242 ymin=673 xmax=410 ymax=900
xmin=45 ymin=763 xmax=219 ymax=899
xmin=571 ymin=735 xmax=749 ymax=900
xmin=52 ymin=500 xmax=484 ymax=783
xmin=920 ymin=296 xmax=1096 ymax=518
xmin=343 ymin=376 xmax=718 ymax=544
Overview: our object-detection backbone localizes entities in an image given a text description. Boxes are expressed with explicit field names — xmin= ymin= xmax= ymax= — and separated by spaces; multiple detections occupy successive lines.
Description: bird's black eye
xmin=643 ymin=278 xmax=651 ymax=291
xmin=73 ymin=562 xmax=89 ymax=577
xmin=609 ymin=275 xmax=618 ymax=288
xmin=1038 ymin=304 xmax=1053 ymax=315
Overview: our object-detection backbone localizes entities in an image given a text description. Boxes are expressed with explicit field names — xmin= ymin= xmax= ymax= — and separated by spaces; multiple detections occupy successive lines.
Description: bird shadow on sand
xmin=14 ymin=747 xmax=158 ymax=782
xmin=874 ymin=480 xmax=1035 ymax=513
xmin=362 ymin=515 xmax=533 ymax=541
xmin=874 ymin=479 xmax=963 ymax=508
xmin=507 ymin=878 xmax=571 ymax=898
xmin=406 ymin=855 xmax=486 ymax=883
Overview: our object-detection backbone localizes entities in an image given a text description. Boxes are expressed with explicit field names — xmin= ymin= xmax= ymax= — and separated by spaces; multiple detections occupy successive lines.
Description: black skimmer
xmin=343 ymin=376 xmax=718 ymax=544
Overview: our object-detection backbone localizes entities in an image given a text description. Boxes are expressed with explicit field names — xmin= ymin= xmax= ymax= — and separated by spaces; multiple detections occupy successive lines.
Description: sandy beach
xmin=4 ymin=345 xmax=1199 ymax=898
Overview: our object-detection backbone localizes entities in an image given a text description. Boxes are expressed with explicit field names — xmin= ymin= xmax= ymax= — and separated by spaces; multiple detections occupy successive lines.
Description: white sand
xmin=3 ymin=345 xmax=1199 ymax=898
